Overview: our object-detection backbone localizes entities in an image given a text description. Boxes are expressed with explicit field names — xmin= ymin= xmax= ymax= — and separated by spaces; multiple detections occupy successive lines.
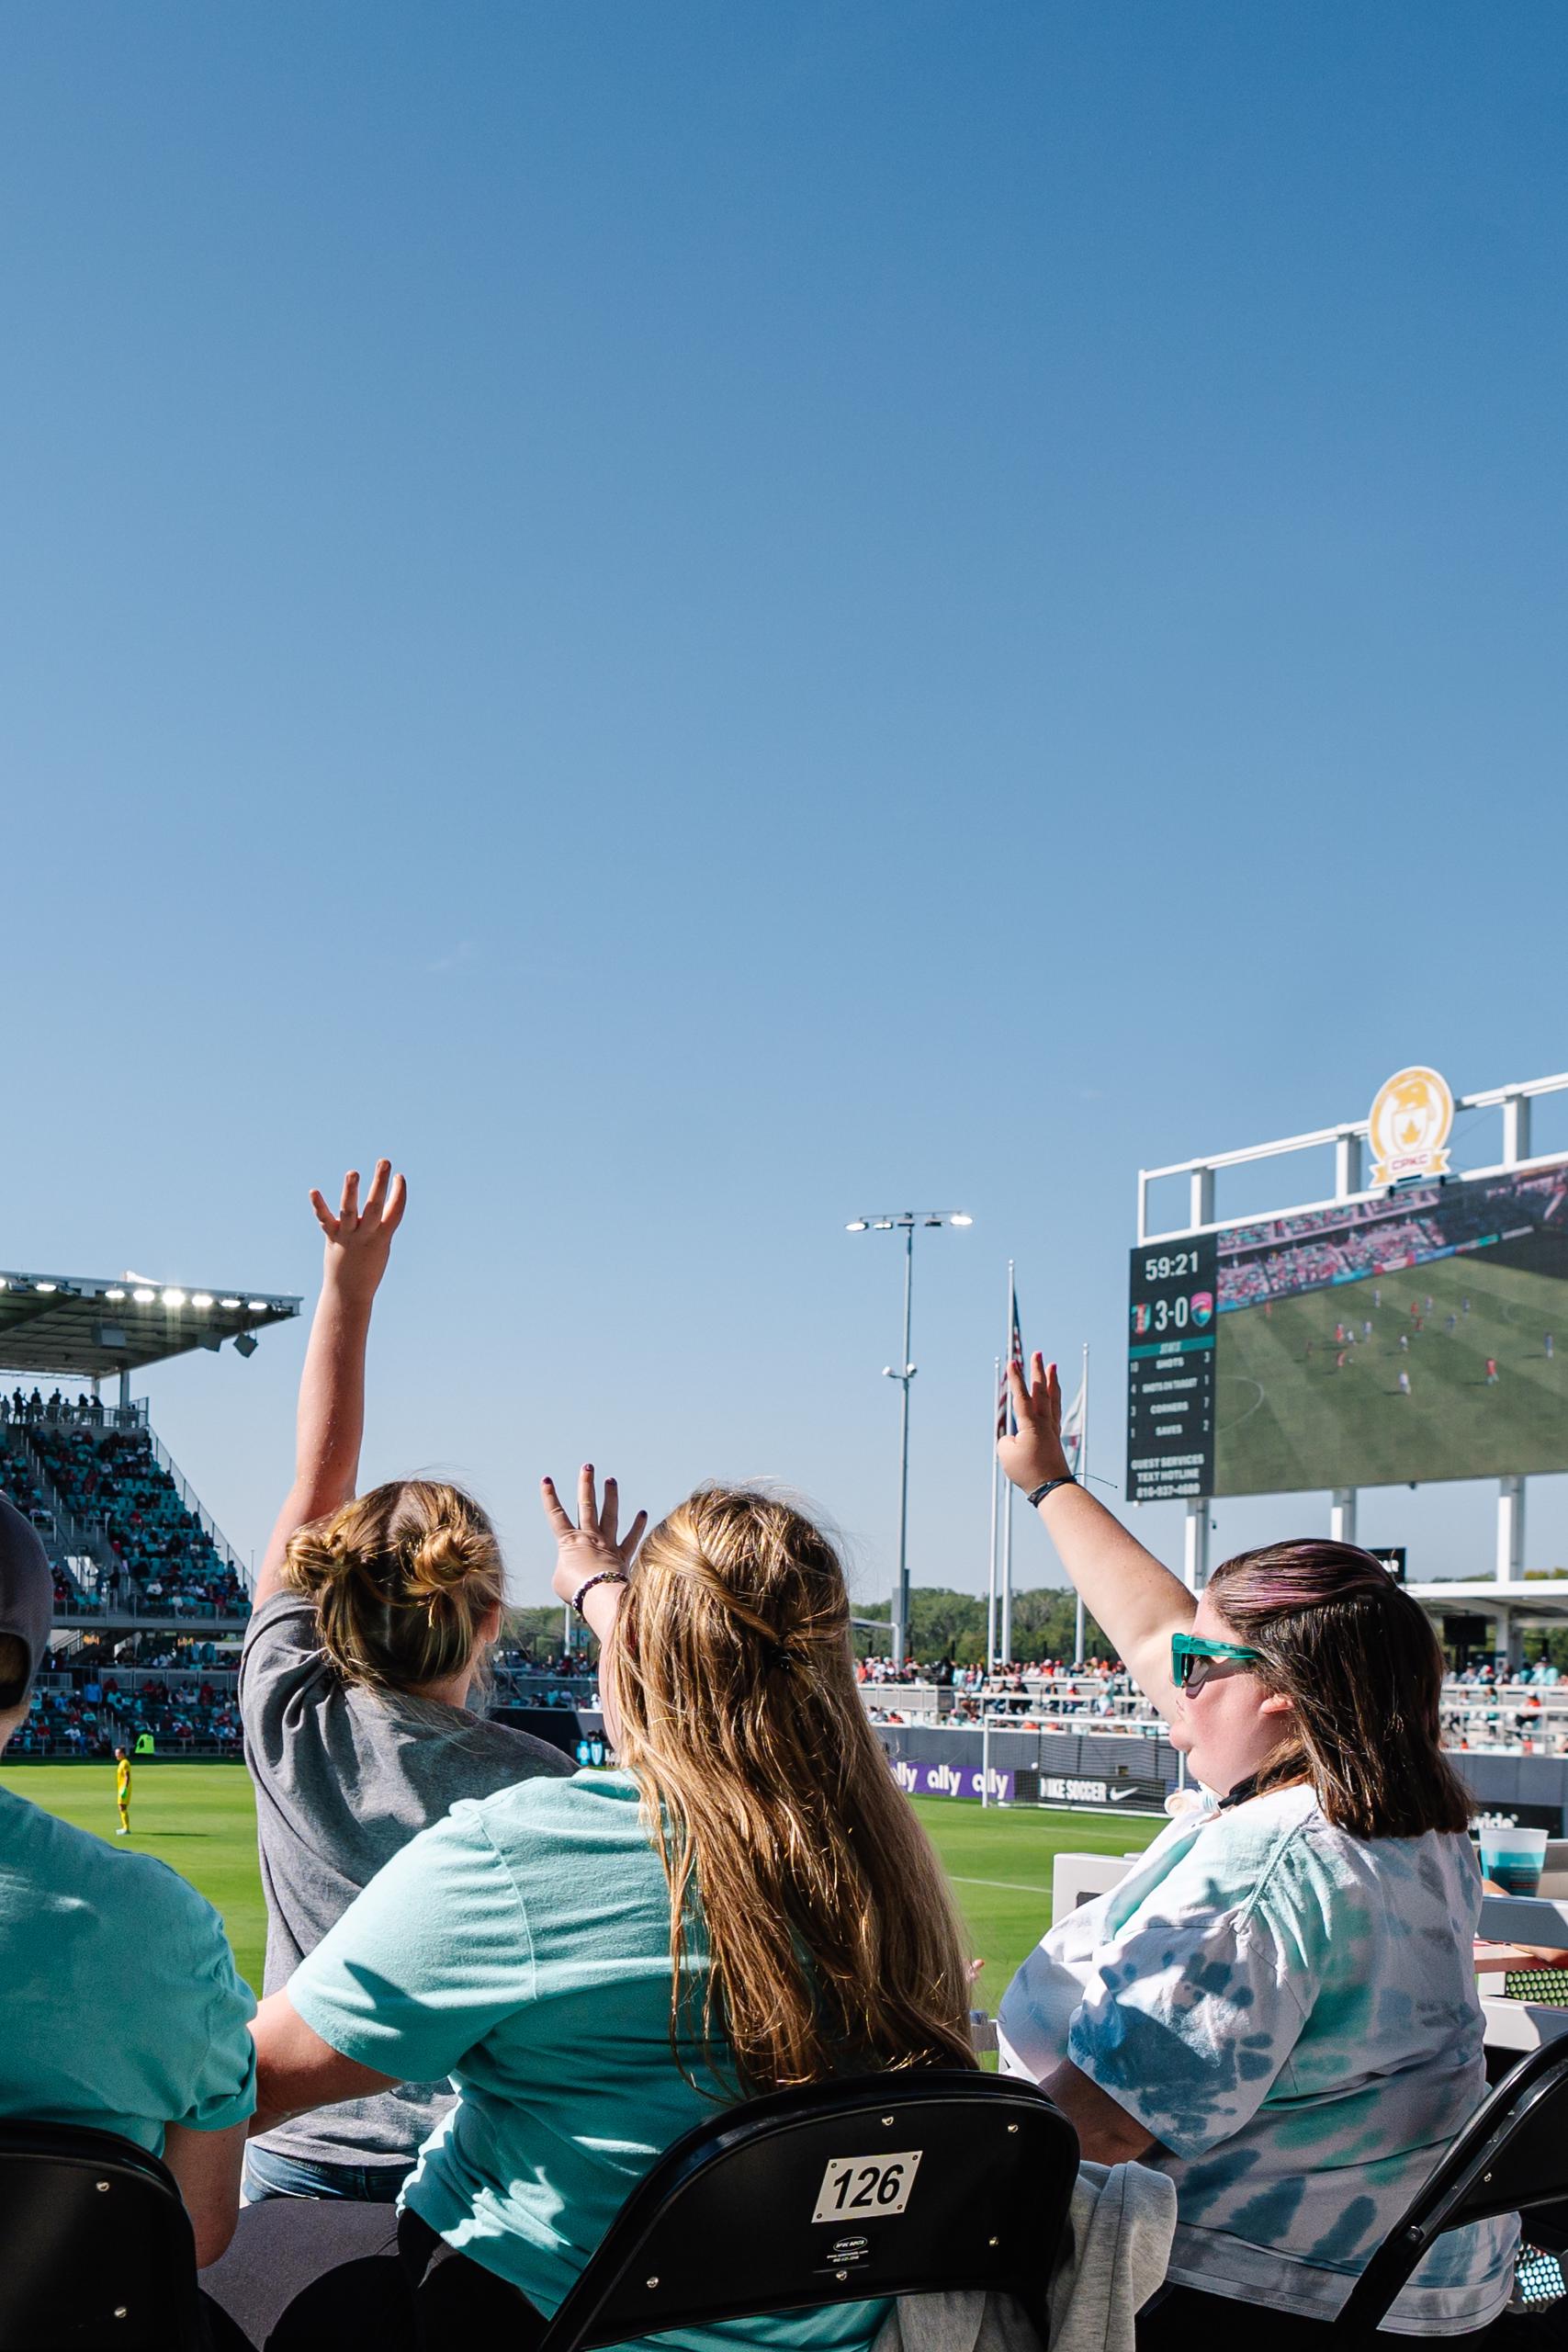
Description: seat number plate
xmin=811 ymin=2151 xmax=923 ymax=2223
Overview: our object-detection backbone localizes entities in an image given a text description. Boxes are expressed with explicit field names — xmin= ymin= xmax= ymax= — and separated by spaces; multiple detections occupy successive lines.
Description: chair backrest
xmin=1337 ymin=2036 xmax=1568 ymax=2331
xmin=1050 ymin=1853 xmax=1134 ymax=1918
xmin=0 ymin=2119 xmax=203 ymax=2352
xmin=533 ymin=2070 xmax=1077 ymax=2352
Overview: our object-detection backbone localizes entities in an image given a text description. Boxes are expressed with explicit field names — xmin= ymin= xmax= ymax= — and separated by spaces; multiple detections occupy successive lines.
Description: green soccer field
xmin=1216 ymin=1248 xmax=1568 ymax=1495
xmin=0 ymin=1762 xmax=1157 ymax=2005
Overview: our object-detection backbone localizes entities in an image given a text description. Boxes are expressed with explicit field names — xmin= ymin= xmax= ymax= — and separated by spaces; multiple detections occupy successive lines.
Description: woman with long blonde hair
xmin=246 ymin=1467 xmax=974 ymax=2347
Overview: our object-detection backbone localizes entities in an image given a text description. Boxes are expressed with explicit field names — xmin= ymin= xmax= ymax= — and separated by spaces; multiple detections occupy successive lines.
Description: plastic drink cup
xmin=1477 ymin=1824 xmax=1549 ymax=1897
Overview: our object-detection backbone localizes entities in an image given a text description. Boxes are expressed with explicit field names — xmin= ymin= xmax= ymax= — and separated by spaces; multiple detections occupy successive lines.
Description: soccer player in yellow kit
xmin=114 ymin=1745 xmax=131 ymax=1836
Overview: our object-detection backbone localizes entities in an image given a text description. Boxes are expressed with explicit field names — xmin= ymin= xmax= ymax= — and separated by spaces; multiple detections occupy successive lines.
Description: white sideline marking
xmin=948 ymin=1873 xmax=1053 ymax=1895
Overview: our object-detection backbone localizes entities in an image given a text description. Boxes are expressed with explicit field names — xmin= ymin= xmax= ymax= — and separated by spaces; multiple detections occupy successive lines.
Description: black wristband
xmin=1026 ymin=1476 xmax=1077 ymax=1508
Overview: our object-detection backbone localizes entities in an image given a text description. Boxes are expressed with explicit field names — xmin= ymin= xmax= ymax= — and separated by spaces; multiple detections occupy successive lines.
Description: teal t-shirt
xmin=0 ymin=1782 xmax=256 ymax=2153
xmin=289 ymin=1770 xmax=888 ymax=2352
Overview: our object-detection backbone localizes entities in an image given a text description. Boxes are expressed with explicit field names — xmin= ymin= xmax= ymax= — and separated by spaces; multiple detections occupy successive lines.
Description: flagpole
xmin=999 ymin=1261 xmax=1015 ymax=1667
xmin=986 ymin=1354 xmax=1001 ymax=1674
xmin=1074 ymin=1340 xmax=1089 ymax=1666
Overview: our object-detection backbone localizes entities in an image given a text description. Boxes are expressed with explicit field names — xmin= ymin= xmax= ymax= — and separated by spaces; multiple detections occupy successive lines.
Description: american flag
xmin=996 ymin=1282 xmax=1023 ymax=1437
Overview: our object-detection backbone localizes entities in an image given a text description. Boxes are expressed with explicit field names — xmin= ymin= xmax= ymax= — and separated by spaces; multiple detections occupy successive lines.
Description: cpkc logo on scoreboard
xmin=1368 ymin=1065 xmax=1454 ymax=1188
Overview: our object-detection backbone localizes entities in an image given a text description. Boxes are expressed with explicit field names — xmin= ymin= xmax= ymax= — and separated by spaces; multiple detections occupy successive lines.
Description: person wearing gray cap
xmin=0 ymin=1494 xmax=257 ymax=2281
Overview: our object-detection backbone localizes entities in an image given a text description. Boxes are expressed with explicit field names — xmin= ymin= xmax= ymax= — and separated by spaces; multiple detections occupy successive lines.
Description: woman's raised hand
xmin=309 ymin=1159 xmax=408 ymax=1306
xmin=542 ymin=1465 xmax=648 ymax=1609
xmin=997 ymin=1352 xmax=1071 ymax=1494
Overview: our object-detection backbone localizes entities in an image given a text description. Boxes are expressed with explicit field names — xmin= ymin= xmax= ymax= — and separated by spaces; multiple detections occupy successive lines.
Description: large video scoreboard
xmin=1128 ymin=1159 xmax=1568 ymax=1502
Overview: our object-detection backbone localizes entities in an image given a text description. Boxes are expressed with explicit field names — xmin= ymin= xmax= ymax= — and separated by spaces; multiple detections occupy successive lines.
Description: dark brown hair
xmin=1207 ymin=1540 xmax=1471 ymax=1838
xmin=282 ymin=1479 xmax=503 ymax=1694
xmin=609 ymin=1486 xmax=976 ymax=2093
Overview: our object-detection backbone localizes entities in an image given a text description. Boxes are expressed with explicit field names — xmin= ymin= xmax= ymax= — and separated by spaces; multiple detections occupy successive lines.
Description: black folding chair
xmin=530 ymin=2070 xmax=1078 ymax=2352
xmin=1337 ymin=2035 xmax=1568 ymax=2332
xmin=0 ymin=2118 xmax=205 ymax=2351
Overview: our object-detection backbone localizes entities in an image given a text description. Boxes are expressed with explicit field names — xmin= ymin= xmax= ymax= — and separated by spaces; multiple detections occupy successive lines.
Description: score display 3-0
xmin=1127 ymin=1234 xmax=1218 ymax=1501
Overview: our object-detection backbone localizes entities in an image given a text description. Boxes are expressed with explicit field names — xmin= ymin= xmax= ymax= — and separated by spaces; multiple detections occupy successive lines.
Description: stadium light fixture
xmin=845 ymin=1209 xmax=974 ymax=1670
xmin=161 ymin=1289 xmax=186 ymax=1309
xmin=105 ymin=1288 xmax=125 ymax=1302
xmin=191 ymin=1293 xmax=214 ymax=1308
xmin=246 ymin=1299 xmax=267 ymax=1311
xmin=132 ymin=1289 xmax=155 ymax=1305
xmin=34 ymin=1282 xmax=56 ymax=1295
xmin=219 ymin=1296 xmax=242 ymax=1309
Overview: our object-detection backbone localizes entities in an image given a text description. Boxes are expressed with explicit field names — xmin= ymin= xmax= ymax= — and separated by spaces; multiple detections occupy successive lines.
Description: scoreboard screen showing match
xmin=1127 ymin=1159 xmax=1568 ymax=1501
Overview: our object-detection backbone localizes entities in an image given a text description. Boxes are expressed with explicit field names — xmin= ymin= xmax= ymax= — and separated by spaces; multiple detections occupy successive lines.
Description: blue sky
xmin=3 ymin=4 xmax=1567 ymax=1607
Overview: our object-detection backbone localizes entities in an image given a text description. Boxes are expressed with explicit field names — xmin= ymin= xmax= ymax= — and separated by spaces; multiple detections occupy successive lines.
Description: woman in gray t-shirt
xmin=240 ymin=1160 xmax=572 ymax=2204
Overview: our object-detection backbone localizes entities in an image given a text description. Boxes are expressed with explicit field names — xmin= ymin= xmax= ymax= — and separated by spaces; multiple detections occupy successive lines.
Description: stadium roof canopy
xmin=0 ymin=1268 xmax=300 ymax=1379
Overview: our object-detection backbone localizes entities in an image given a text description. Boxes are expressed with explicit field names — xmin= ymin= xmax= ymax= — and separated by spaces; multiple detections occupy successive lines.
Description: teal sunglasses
xmin=1171 ymin=1631 xmax=1263 ymax=1691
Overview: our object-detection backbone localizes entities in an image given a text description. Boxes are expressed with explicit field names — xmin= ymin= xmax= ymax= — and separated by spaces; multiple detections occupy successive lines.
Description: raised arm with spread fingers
xmin=253 ymin=1159 xmax=408 ymax=1610
xmin=540 ymin=1465 xmax=647 ymax=1748
xmin=998 ymin=1351 xmax=1195 ymax=1721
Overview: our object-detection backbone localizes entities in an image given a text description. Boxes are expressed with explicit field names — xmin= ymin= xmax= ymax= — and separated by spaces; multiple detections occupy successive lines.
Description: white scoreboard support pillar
xmin=1503 ymin=1092 xmax=1533 ymax=1166
xmin=1185 ymin=1497 xmax=1210 ymax=1591
xmin=1334 ymin=1130 xmax=1362 ymax=1197
xmin=1328 ymin=1137 xmax=1361 ymax=1550
xmin=1498 ymin=1475 xmax=1526 ymax=1580
xmin=1496 ymin=1096 xmax=1530 ymax=1589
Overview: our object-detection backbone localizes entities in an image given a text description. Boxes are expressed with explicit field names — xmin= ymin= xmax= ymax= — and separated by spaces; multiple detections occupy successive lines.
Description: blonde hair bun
xmin=406 ymin=1523 xmax=478 ymax=1606
xmin=281 ymin=1479 xmax=503 ymax=1693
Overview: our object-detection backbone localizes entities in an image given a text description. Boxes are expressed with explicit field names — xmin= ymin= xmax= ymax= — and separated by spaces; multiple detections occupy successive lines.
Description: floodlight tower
xmin=846 ymin=1211 xmax=973 ymax=1670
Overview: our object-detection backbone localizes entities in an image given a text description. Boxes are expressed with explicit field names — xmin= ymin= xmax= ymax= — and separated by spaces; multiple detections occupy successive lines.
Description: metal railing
xmin=51 ymin=1598 xmax=250 ymax=1626
xmin=0 ymin=1398 xmax=148 ymax=1433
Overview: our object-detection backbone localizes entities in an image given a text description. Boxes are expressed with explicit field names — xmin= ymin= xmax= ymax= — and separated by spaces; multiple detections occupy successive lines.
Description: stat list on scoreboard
xmin=1126 ymin=1235 xmax=1218 ymax=1502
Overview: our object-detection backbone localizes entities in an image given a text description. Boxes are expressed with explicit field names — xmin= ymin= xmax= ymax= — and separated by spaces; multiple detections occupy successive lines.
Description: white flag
xmin=1059 ymin=1370 xmax=1087 ymax=1473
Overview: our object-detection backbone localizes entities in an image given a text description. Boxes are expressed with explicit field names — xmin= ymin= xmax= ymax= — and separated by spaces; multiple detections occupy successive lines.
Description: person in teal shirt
xmin=0 ymin=1497 xmax=256 ymax=2278
xmin=249 ymin=1471 xmax=976 ymax=2349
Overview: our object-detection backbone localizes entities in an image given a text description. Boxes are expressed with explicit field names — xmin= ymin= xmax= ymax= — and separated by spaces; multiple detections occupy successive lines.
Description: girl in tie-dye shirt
xmin=994 ymin=1352 xmax=1516 ymax=2345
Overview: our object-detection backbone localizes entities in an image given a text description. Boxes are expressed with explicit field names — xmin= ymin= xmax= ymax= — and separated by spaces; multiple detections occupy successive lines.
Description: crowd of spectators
xmin=852 ymin=1647 xmax=1568 ymax=1756
xmin=491 ymin=1646 xmax=599 ymax=1710
xmin=856 ymin=1653 xmax=1156 ymax=1732
xmin=8 ymin=1671 xmax=243 ymax=1758
xmin=1217 ymin=1215 xmax=1448 ymax=1310
xmin=0 ymin=1447 xmax=89 ymax=1608
xmin=1215 ymin=1170 xmax=1568 ymax=1319
xmin=1440 ymin=1661 xmax=1568 ymax=1756
xmin=24 ymin=1422 xmax=247 ymax=1616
